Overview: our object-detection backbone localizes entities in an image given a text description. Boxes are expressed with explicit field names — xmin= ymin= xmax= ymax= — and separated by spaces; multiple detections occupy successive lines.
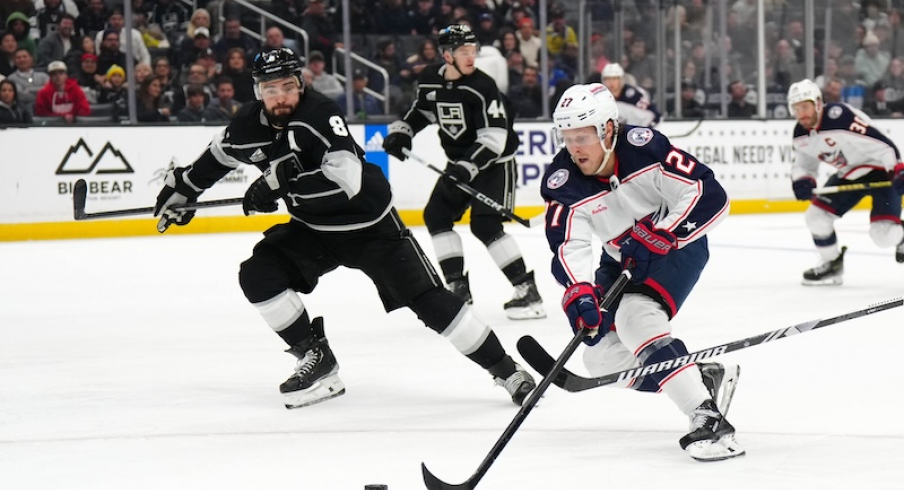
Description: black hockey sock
xmin=440 ymin=257 xmax=465 ymax=282
xmin=276 ymin=311 xmax=314 ymax=346
xmin=502 ymin=260 xmax=530 ymax=285
xmin=467 ymin=333 xmax=511 ymax=372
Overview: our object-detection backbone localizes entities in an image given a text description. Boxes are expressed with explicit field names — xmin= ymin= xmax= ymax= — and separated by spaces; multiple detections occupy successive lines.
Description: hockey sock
xmin=641 ymin=338 xmax=709 ymax=414
xmin=276 ymin=311 xmax=313 ymax=346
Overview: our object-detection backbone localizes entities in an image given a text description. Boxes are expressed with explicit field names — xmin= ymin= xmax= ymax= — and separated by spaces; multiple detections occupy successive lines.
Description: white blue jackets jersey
xmin=541 ymin=126 xmax=730 ymax=287
xmin=615 ymin=84 xmax=661 ymax=127
xmin=181 ymin=90 xmax=393 ymax=232
xmin=791 ymin=102 xmax=900 ymax=182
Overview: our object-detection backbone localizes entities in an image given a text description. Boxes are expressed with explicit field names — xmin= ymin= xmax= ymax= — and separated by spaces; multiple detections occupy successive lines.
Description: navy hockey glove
xmin=618 ymin=218 xmax=677 ymax=283
xmin=792 ymin=177 xmax=816 ymax=200
xmin=382 ymin=120 xmax=413 ymax=160
xmin=243 ymin=165 xmax=287 ymax=216
xmin=891 ymin=163 xmax=904 ymax=194
xmin=445 ymin=160 xmax=479 ymax=183
xmin=154 ymin=167 xmax=202 ymax=233
xmin=562 ymin=282 xmax=612 ymax=346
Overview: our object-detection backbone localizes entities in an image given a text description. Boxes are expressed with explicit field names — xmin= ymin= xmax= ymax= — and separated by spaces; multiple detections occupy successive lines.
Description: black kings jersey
xmin=183 ymin=89 xmax=393 ymax=231
xmin=402 ymin=63 xmax=519 ymax=171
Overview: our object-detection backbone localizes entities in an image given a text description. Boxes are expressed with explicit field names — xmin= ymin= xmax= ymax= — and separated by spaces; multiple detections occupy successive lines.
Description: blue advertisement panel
xmin=363 ymin=124 xmax=389 ymax=178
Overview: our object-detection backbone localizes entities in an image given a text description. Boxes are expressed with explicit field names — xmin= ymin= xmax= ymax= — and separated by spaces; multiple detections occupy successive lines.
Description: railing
xmin=216 ymin=0 xmax=309 ymax=62
xmin=332 ymin=47 xmax=391 ymax=116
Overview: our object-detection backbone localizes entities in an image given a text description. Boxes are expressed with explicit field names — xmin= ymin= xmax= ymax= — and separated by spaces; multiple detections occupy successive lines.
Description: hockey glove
xmin=562 ymin=282 xmax=612 ymax=346
xmin=382 ymin=120 xmax=414 ymax=160
xmin=792 ymin=177 xmax=816 ymax=200
xmin=891 ymin=163 xmax=904 ymax=194
xmin=154 ymin=167 xmax=203 ymax=233
xmin=445 ymin=161 xmax=479 ymax=184
xmin=618 ymin=217 xmax=677 ymax=283
xmin=243 ymin=164 xmax=287 ymax=216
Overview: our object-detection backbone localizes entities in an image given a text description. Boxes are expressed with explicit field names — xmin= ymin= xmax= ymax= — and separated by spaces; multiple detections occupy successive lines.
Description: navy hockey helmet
xmin=437 ymin=24 xmax=478 ymax=53
xmin=251 ymin=48 xmax=303 ymax=98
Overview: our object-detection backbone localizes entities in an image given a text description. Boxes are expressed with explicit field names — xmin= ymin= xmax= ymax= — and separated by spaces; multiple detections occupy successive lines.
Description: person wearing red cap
xmin=34 ymin=60 xmax=91 ymax=122
xmin=75 ymin=51 xmax=101 ymax=103
xmin=515 ymin=17 xmax=540 ymax=67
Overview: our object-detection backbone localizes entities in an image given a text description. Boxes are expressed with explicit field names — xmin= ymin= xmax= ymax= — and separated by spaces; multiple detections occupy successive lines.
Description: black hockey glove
xmin=617 ymin=217 xmax=677 ymax=284
xmin=154 ymin=167 xmax=203 ymax=233
xmin=445 ymin=161 xmax=479 ymax=184
xmin=382 ymin=120 xmax=414 ymax=160
xmin=892 ymin=163 xmax=904 ymax=194
xmin=792 ymin=177 xmax=816 ymax=200
xmin=243 ymin=164 xmax=287 ymax=216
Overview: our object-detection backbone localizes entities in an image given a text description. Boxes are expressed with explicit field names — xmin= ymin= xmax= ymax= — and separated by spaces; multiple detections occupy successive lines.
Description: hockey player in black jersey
xmin=788 ymin=79 xmax=904 ymax=285
xmin=382 ymin=24 xmax=546 ymax=321
xmin=152 ymin=48 xmax=535 ymax=409
xmin=543 ymin=83 xmax=742 ymax=461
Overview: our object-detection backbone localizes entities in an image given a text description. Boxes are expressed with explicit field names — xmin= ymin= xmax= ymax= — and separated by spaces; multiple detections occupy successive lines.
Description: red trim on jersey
xmin=871 ymin=214 xmax=903 ymax=224
xmin=644 ymin=277 xmax=678 ymax=316
xmin=633 ymin=332 xmax=670 ymax=356
xmin=811 ymin=199 xmax=838 ymax=215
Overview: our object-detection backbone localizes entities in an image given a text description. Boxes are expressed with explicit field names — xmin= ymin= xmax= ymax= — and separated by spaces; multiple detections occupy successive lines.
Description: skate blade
xmin=284 ymin=375 xmax=346 ymax=409
xmin=504 ymin=303 xmax=547 ymax=320
xmin=801 ymin=276 xmax=843 ymax=286
xmin=686 ymin=434 xmax=746 ymax=462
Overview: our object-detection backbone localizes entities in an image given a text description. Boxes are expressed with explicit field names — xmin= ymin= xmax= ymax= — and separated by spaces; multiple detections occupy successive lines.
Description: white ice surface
xmin=2 ymin=210 xmax=903 ymax=490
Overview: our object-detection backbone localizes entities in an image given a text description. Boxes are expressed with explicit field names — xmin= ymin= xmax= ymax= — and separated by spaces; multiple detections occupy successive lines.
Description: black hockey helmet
xmin=252 ymin=48 xmax=303 ymax=89
xmin=437 ymin=24 xmax=478 ymax=53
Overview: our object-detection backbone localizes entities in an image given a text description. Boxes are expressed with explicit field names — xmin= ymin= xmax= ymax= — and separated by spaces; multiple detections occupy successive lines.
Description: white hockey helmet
xmin=554 ymin=83 xmax=619 ymax=139
xmin=601 ymin=63 xmax=625 ymax=79
xmin=787 ymin=78 xmax=823 ymax=114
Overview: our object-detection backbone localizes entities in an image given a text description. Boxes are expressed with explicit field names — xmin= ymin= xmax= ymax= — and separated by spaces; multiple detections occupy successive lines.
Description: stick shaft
xmin=402 ymin=149 xmax=540 ymax=228
xmin=812 ymin=180 xmax=891 ymax=195
xmin=73 ymin=178 xmax=243 ymax=221
xmin=422 ymin=271 xmax=632 ymax=490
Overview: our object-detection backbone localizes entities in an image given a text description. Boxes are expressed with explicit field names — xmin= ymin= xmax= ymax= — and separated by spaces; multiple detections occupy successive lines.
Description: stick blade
xmin=73 ymin=179 xmax=88 ymax=220
xmin=422 ymin=463 xmax=473 ymax=490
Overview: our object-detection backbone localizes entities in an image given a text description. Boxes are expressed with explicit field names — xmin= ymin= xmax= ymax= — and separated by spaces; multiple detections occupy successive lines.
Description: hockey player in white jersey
xmin=788 ymin=79 xmax=904 ymax=285
xmin=541 ymin=83 xmax=742 ymax=461
xmin=601 ymin=63 xmax=662 ymax=127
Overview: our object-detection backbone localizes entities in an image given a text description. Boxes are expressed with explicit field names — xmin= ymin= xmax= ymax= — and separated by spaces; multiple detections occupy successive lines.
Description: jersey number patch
xmin=329 ymin=115 xmax=349 ymax=136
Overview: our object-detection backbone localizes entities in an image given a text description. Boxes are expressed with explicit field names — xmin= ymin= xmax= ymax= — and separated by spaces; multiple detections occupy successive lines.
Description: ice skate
xmin=503 ymin=271 xmax=547 ymax=320
xmin=491 ymin=361 xmax=536 ymax=405
xmin=896 ymin=237 xmax=904 ymax=263
xmin=699 ymin=362 xmax=741 ymax=416
xmin=801 ymin=246 xmax=846 ymax=286
xmin=280 ymin=317 xmax=345 ymax=409
xmin=679 ymin=400 xmax=746 ymax=462
xmin=446 ymin=273 xmax=473 ymax=305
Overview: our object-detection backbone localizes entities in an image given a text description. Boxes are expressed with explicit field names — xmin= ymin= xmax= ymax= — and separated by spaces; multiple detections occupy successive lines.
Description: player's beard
xmin=265 ymin=102 xmax=297 ymax=128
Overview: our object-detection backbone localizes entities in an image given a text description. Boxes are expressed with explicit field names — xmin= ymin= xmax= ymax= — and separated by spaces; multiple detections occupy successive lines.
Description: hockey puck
xmin=364 ymin=485 xmax=388 ymax=490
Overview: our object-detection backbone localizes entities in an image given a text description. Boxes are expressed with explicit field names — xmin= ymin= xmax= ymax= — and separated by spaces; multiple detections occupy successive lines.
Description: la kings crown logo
xmin=56 ymin=137 xmax=134 ymax=197
xmin=437 ymin=102 xmax=467 ymax=139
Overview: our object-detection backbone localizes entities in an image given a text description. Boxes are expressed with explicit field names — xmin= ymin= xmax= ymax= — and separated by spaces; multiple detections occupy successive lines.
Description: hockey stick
xmin=401 ymin=149 xmax=544 ymax=229
xmin=662 ymin=117 xmax=703 ymax=139
xmin=72 ymin=179 xmax=244 ymax=221
xmin=421 ymin=270 xmax=632 ymax=490
xmin=517 ymin=297 xmax=903 ymax=393
xmin=812 ymin=181 xmax=892 ymax=195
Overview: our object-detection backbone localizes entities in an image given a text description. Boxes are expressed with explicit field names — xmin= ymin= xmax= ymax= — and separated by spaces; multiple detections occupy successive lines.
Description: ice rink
xmin=2 ymin=209 xmax=903 ymax=490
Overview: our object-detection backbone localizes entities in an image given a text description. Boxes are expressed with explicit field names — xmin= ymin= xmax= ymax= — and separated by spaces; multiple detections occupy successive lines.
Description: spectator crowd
xmin=3 ymin=0 xmax=904 ymax=125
